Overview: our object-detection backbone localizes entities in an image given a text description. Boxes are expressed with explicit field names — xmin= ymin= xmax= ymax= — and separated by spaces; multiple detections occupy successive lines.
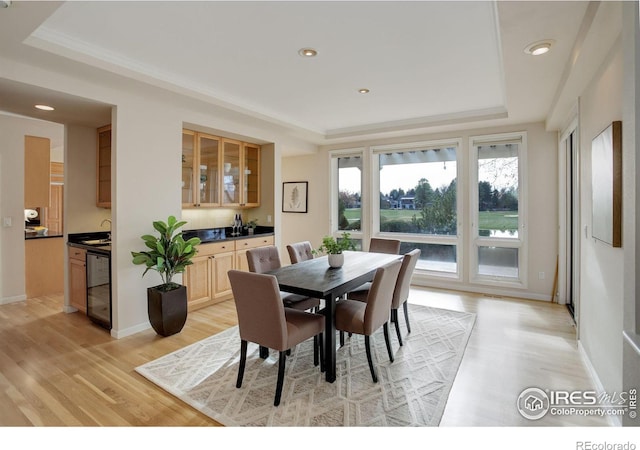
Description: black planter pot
xmin=147 ymin=284 xmax=188 ymax=337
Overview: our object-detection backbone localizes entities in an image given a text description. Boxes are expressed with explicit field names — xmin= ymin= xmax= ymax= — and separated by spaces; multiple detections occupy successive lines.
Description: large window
xmin=372 ymin=141 xmax=461 ymax=275
xmin=329 ymin=132 xmax=526 ymax=287
xmin=471 ymin=133 xmax=526 ymax=285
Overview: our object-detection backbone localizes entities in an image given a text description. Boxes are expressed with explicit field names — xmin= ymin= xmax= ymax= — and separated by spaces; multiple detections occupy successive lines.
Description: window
xmin=373 ymin=141 xmax=461 ymax=276
xmin=470 ymin=133 xmax=526 ymax=285
xmin=337 ymin=155 xmax=362 ymax=232
xmin=332 ymin=150 xmax=365 ymax=250
xmin=328 ymin=132 xmax=526 ymax=287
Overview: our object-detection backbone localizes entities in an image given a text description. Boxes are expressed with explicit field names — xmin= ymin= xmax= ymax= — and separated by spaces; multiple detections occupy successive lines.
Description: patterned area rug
xmin=135 ymin=304 xmax=476 ymax=426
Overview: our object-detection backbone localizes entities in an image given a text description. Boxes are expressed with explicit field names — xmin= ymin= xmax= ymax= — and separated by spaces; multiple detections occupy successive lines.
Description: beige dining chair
xmin=349 ymin=249 xmax=421 ymax=347
xmin=228 ymin=270 xmax=325 ymax=406
xmin=344 ymin=238 xmax=401 ymax=308
xmin=334 ymin=259 xmax=402 ymax=383
xmin=286 ymin=241 xmax=314 ymax=264
xmin=246 ymin=246 xmax=320 ymax=312
xmin=368 ymin=238 xmax=401 ymax=254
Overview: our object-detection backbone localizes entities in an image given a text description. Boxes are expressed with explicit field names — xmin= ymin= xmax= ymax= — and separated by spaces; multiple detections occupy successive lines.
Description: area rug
xmin=135 ymin=304 xmax=476 ymax=426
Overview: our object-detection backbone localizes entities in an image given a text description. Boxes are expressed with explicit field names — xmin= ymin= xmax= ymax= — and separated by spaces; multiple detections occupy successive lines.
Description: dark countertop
xmin=183 ymin=226 xmax=274 ymax=244
xmin=68 ymin=231 xmax=111 ymax=254
xmin=66 ymin=227 xmax=274 ymax=254
xmin=25 ymin=233 xmax=64 ymax=240
xmin=68 ymin=241 xmax=112 ymax=255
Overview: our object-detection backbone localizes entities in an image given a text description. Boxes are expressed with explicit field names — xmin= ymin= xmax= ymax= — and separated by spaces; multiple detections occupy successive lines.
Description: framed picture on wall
xmin=282 ymin=181 xmax=308 ymax=213
xmin=591 ymin=120 xmax=622 ymax=247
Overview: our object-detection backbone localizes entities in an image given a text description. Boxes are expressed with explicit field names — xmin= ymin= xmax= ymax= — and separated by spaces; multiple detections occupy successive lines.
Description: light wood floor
xmin=0 ymin=287 xmax=610 ymax=427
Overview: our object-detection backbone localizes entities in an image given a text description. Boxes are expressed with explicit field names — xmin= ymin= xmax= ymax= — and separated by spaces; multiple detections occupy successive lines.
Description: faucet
xmin=101 ymin=218 xmax=112 ymax=241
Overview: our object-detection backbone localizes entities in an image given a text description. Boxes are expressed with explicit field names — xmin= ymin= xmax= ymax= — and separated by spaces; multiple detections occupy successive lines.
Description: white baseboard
xmin=1 ymin=294 xmax=26 ymax=305
xmin=578 ymin=340 xmax=622 ymax=427
xmin=111 ymin=321 xmax=151 ymax=339
xmin=412 ymin=275 xmax=552 ymax=302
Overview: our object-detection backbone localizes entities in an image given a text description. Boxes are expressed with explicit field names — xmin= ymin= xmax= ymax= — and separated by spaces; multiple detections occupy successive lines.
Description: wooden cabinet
xmin=25 ymin=238 xmax=64 ymax=298
xmin=182 ymin=130 xmax=221 ymax=208
xmin=68 ymin=246 xmax=87 ymax=313
xmin=182 ymin=129 xmax=260 ymax=208
xmin=221 ymin=139 xmax=260 ymax=207
xmin=184 ymin=235 xmax=274 ymax=311
xmin=45 ymin=184 xmax=64 ymax=235
xmin=242 ymin=143 xmax=260 ymax=207
xmin=24 ymin=135 xmax=51 ymax=208
xmin=96 ymin=125 xmax=111 ymax=208
xmin=43 ymin=162 xmax=64 ymax=235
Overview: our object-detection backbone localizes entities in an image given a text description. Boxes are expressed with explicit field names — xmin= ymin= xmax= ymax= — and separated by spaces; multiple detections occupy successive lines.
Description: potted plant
xmin=245 ymin=218 xmax=258 ymax=235
xmin=312 ymin=232 xmax=356 ymax=268
xmin=131 ymin=215 xmax=201 ymax=336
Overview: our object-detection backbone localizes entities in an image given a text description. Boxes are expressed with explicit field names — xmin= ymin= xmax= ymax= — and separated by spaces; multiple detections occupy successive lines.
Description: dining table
xmin=265 ymin=250 xmax=401 ymax=382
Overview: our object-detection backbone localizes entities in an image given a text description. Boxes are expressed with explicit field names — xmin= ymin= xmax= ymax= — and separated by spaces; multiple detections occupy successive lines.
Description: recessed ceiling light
xmin=35 ymin=104 xmax=55 ymax=111
xmin=1 ymin=1 xmax=12 ymax=8
xmin=524 ymin=40 xmax=554 ymax=56
xmin=358 ymin=88 xmax=370 ymax=94
xmin=298 ymin=48 xmax=317 ymax=57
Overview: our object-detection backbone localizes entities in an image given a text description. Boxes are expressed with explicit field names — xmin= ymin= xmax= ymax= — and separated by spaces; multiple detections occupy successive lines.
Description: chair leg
xmin=403 ymin=301 xmax=411 ymax=334
xmin=392 ymin=309 xmax=403 ymax=346
xmin=364 ymin=335 xmax=378 ymax=383
xmin=259 ymin=345 xmax=269 ymax=359
xmin=383 ymin=322 xmax=394 ymax=363
xmin=313 ymin=335 xmax=319 ymax=366
xmin=275 ymin=351 xmax=286 ymax=406
xmin=236 ymin=340 xmax=248 ymax=388
xmin=319 ymin=333 xmax=325 ymax=373
xmin=339 ymin=331 xmax=344 ymax=347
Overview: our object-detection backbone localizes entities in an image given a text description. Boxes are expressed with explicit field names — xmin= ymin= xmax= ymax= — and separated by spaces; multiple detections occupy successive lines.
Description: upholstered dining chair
xmin=286 ymin=241 xmax=314 ymax=264
xmin=334 ymin=259 xmax=402 ymax=383
xmin=228 ymin=270 xmax=325 ymax=406
xmin=368 ymin=238 xmax=401 ymax=254
xmin=344 ymin=238 xmax=401 ymax=309
xmin=246 ymin=246 xmax=320 ymax=312
xmin=349 ymin=249 xmax=421 ymax=347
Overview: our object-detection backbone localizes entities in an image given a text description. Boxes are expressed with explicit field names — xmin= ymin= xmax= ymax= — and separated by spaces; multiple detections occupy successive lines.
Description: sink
xmin=82 ymin=239 xmax=111 ymax=246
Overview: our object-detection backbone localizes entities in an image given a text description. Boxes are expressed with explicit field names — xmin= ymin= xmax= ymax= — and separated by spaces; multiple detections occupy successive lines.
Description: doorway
xmin=560 ymin=124 xmax=580 ymax=324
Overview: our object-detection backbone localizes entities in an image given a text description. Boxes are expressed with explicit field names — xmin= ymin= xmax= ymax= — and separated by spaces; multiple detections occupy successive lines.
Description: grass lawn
xmin=343 ymin=208 xmax=518 ymax=231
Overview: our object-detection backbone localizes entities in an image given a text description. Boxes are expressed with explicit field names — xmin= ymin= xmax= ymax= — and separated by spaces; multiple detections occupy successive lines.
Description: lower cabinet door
xmin=184 ymin=255 xmax=213 ymax=310
xmin=69 ymin=258 xmax=87 ymax=312
xmin=212 ymin=252 xmax=234 ymax=299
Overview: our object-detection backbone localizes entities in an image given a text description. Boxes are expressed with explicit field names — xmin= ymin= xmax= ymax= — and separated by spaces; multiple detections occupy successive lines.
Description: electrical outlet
xmin=2 ymin=217 xmax=11 ymax=227
xmin=267 ymin=215 xmax=272 ymax=223
xmin=539 ymin=271 xmax=545 ymax=280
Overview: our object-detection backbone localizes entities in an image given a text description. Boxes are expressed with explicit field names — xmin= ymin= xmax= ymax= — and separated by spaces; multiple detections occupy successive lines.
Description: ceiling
xmin=0 ymin=1 xmax=606 ymax=147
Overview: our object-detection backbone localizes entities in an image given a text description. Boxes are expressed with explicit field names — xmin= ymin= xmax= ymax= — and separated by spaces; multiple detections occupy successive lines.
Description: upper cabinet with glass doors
xmin=242 ymin=143 xmax=260 ymax=207
xmin=182 ymin=130 xmax=221 ymax=208
xmin=183 ymin=129 xmax=260 ymax=208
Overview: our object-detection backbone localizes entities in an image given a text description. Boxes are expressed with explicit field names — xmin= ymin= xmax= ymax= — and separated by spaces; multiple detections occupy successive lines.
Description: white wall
xmin=0 ymin=114 xmax=63 ymax=304
xmin=65 ymin=124 xmax=111 ymax=234
xmin=281 ymin=121 xmax=559 ymax=301
xmin=578 ymin=35 xmax=624 ymax=393
xmin=281 ymin=152 xmax=331 ymax=254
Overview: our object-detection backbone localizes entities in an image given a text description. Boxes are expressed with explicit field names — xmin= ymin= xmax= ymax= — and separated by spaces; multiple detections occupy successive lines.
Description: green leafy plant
xmin=312 ymin=232 xmax=356 ymax=255
xmin=245 ymin=218 xmax=258 ymax=229
xmin=131 ymin=216 xmax=201 ymax=291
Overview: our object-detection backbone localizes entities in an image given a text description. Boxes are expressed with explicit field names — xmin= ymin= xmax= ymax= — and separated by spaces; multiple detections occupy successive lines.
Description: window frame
xmin=330 ymin=147 xmax=367 ymax=245
xmin=371 ymin=139 xmax=463 ymax=280
xmin=469 ymin=131 xmax=528 ymax=288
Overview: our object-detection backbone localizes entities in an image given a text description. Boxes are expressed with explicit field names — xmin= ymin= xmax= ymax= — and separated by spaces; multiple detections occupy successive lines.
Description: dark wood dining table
xmin=265 ymin=250 xmax=400 ymax=382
